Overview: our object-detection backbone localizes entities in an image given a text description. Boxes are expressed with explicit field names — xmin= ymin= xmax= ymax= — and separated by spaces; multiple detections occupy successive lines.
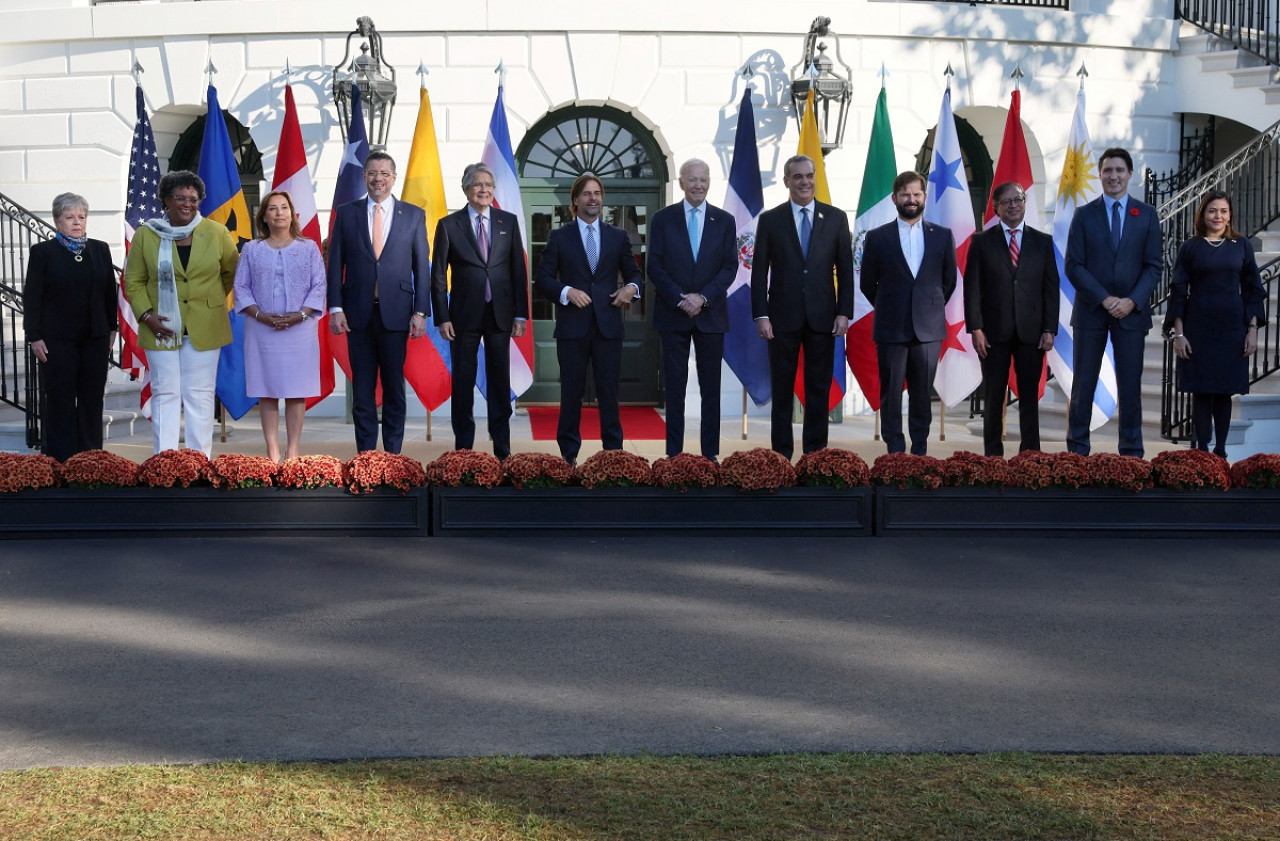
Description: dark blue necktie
xmin=800 ymin=207 xmax=812 ymax=259
xmin=1110 ymin=201 xmax=1122 ymax=250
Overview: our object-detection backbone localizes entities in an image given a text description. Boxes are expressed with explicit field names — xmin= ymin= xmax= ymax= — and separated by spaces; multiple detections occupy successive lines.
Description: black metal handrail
xmin=1145 ymin=117 xmax=1216 ymax=208
xmin=1177 ymin=0 xmax=1280 ymax=68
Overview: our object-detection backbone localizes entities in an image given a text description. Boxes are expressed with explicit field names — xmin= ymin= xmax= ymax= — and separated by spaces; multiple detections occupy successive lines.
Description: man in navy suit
xmin=964 ymin=182 xmax=1059 ymax=456
xmin=750 ymin=154 xmax=854 ymax=459
xmin=648 ymin=159 xmax=737 ymax=460
xmin=534 ymin=173 xmax=643 ymax=464
xmin=326 ymin=151 xmax=432 ymax=453
xmin=431 ymin=162 xmax=529 ymax=459
xmin=859 ymin=171 xmax=957 ymax=455
xmin=1065 ymin=147 xmax=1162 ymax=457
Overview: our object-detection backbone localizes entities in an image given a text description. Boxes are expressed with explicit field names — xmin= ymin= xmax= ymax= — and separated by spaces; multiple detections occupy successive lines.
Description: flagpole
xmin=742 ymin=390 xmax=748 ymax=440
xmin=939 ymin=401 xmax=946 ymax=441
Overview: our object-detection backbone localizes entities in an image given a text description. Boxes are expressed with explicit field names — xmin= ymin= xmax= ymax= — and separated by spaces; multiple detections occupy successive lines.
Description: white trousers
xmin=148 ymin=337 xmax=221 ymax=456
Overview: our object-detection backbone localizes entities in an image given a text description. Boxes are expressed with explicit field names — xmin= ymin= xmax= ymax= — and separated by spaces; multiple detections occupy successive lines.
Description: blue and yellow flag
xmin=199 ymin=83 xmax=256 ymax=420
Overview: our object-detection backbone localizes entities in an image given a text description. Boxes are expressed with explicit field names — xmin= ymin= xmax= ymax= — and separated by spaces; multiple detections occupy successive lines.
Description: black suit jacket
xmin=1065 ymin=195 xmax=1162 ymax=332
xmin=750 ymin=201 xmax=854 ymax=333
xmin=534 ymin=220 xmax=642 ymax=340
xmin=326 ymin=197 xmax=431 ymax=330
xmin=430 ymin=207 xmax=529 ymax=332
xmin=647 ymin=201 xmax=737 ymax=334
xmin=24 ymin=238 xmax=117 ymax=342
xmin=964 ymin=224 xmax=1059 ymax=344
xmin=859 ymin=219 xmax=957 ymax=344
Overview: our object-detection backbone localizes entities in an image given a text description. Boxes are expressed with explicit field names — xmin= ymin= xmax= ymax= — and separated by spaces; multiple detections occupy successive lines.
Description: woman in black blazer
xmin=23 ymin=192 xmax=117 ymax=460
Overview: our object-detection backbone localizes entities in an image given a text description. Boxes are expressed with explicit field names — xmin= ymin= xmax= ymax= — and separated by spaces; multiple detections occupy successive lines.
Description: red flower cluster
xmin=424 ymin=449 xmax=504 ymax=488
xmin=870 ymin=453 xmax=945 ymax=489
xmin=720 ymin=448 xmax=797 ymax=492
xmin=502 ymin=452 xmax=575 ymax=489
xmin=137 ymin=449 xmax=211 ymax=488
xmin=61 ymin=449 xmax=138 ymax=488
xmin=941 ymin=451 xmax=1011 ymax=488
xmin=344 ymin=451 xmax=427 ymax=495
xmin=576 ymin=450 xmax=653 ymax=489
xmin=276 ymin=455 xmax=346 ymax=490
xmin=1087 ymin=453 xmax=1153 ymax=491
xmin=1150 ymin=449 xmax=1230 ymax=491
xmin=1007 ymin=451 xmax=1092 ymax=489
xmin=651 ymin=453 xmax=720 ymax=490
xmin=795 ymin=448 xmax=869 ymax=489
xmin=209 ymin=454 xmax=278 ymax=489
xmin=1229 ymin=453 xmax=1280 ymax=489
xmin=0 ymin=453 xmax=63 ymax=492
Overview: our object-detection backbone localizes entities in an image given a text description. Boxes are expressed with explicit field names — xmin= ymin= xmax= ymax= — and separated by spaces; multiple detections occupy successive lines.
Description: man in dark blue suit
xmin=534 ymin=173 xmax=643 ymax=464
xmin=326 ymin=151 xmax=432 ymax=453
xmin=859 ymin=171 xmax=957 ymax=455
xmin=1065 ymin=147 xmax=1162 ymax=457
xmin=648 ymin=159 xmax=737 ymax=460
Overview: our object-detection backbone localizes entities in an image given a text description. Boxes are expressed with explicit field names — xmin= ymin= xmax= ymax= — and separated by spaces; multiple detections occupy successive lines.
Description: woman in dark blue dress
xmin=1165 ymin=190 xmax=1266 ymax=457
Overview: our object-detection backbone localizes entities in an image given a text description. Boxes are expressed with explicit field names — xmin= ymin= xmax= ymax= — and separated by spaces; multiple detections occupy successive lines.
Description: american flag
xmin=120 ymin=84 xmax=161 ymax=417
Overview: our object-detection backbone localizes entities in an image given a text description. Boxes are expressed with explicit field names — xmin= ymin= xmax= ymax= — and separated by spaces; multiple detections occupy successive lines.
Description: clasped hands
xmin=257 ymin=310 xmax=306 ymax=331
xmin=1102 ymin=296 xmax=1136 ymax=320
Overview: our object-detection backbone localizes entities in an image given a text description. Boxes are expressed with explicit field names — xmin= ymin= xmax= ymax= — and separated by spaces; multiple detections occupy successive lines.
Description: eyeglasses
xmin=169 ymin=196 xmax=201 ymax=206
xmin=998 ymin=197 xmax=1026 ymax=207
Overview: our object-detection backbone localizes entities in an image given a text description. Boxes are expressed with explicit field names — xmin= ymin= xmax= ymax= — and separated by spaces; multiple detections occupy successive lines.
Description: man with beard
xmin=859 ymin=171 xmax=957 ymax=454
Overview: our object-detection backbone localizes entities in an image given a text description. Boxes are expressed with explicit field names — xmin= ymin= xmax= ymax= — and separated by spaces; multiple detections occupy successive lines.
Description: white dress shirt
xmin=897 ymin=217 xmax=925 ymax=278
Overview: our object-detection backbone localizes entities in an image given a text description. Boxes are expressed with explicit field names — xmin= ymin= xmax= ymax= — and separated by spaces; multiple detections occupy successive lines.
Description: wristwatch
xmin=413 ymin=311 xmax=426 ymax=319
xmin=299 ymin=311 xmax=309 ymax=322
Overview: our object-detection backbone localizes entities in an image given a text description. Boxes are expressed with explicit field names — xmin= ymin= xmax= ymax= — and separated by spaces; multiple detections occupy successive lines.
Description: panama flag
xmin=1048 ymin=87 xmax=1116 ymax=430
xmin=480 ymin=81 xmax=535 ymax=399
xmin=721 ymin=86 xmax=771 ymax=405
xmin=797 ymin=89 xmax=846 ymax=411
xmin=199 ymin=83 xmax=257 ymax=420
xmin=271 ymin=84 xmax=332 ymax=411
xmin=926 ymin=86 xmax=982 ymax=408
xmin=325 ymin=84 xmax=370 ymax=390
xmin=122 ymin=84 xmax=160 ymax=418
xmin=848 ymin=85 xmax=897 ymax=410
xmin=400 ymin=84 xmax=454 ymax=411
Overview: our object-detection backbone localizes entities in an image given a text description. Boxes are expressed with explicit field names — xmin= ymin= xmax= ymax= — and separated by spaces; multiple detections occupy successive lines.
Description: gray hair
xmin=783 ymin=154 xmax=814 ymax=179
xmin=52 ymin=192 xmax=89 ymax=220
xmin=678 ymin=158 xmax=710 ymax=179
xmin=461 ymin=162 xmax=496 ymax=190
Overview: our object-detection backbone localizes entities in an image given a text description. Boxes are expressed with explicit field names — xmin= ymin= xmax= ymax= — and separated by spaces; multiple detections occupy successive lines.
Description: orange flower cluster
xmin=61 ymin=449 xmax=138 ymax=488
xmin=651 ymin=453 xmax=720 ymax=490
xmin=1007 ymin=451 xmax=1092 ymax=489
xmin=796 ymin=448 xmax=870 ymax=489
xmin=1087 ymin=453 xmax=1154 ymax=491
xmin=276 ymin=455 xmax=345 ymax=489
xmin=137 ymin=449 xmax=212 ymax=488
xmin=1150 ymin=449 xmax=1230 ymax=491
xmin=869 ymin=453 xmax=945 ymax=489
xmin=424 ymin=449 xmax=504 ymax=488
xmin=345 ymin=451 xmax=427 ymax=495
xmin=720 ymin=448 xmax=797 ymax=492
xmin=576 ymin=450 xmax=653 ymax=489
xmin=209 ymin=454 xmax=278 ymax=489
xmin=501 ymin=453 xmax=574 ymax=489
xmin=1229 ymin=453 xmax=1280 ymax=489
xmin=940 ymin=451 xmax=1011 ymax=488
xmin=0 ymin=453 xmax=63 ymax=492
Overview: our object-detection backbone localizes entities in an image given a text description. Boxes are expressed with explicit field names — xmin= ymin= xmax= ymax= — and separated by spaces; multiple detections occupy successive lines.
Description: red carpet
xmin=527 ymin=406 xmax=667 ymax=441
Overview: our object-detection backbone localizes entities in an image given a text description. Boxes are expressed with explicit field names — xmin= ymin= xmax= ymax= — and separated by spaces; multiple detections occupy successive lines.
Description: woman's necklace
xmin=266 ymin=235 xmax=293 ymax=249
xmin=1204 ymin=236 xmax=1227 ymax=248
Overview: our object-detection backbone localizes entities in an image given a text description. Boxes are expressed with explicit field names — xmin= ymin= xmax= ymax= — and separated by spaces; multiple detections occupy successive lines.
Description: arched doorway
xmin=169 ymin=110 xmax=264 ymax=229
xmin=515 ymin=105 xmax=669 ymax=405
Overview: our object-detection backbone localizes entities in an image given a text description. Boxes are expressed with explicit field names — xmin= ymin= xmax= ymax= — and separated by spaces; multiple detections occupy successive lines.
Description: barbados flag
xmin=199 ymin=83 xmax=256 ymax=420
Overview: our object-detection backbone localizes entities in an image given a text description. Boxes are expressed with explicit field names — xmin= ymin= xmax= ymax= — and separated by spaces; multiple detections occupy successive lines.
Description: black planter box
xmin=431 ymin=486 xmax=873 ymax=536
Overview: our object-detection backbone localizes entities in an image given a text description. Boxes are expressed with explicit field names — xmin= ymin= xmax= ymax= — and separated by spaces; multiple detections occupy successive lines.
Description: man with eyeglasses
xmin=964 ymin=181 xmax=1059 ymax=456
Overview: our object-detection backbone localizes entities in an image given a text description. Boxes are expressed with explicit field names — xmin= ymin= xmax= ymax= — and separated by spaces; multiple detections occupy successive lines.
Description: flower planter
xmin=431 ymin=486 xmax=873 ymax=536
xmin=0 ymin=487 xmax=430 ymax=539
xmin=874 ymin=487 xmax=1280 ymax=537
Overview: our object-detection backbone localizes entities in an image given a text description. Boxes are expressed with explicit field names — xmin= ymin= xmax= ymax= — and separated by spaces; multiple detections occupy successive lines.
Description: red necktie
xmin=1008 ymin=228 xmax=1019 ymax=269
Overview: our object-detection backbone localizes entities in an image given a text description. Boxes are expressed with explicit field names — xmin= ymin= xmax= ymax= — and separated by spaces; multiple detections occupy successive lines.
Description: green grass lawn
xmin=1 ymin=753 xmax=1276 ymax=840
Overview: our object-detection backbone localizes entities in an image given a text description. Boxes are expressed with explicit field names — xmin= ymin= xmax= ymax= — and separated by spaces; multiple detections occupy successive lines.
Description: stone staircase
xmin=0 ymin=364 xmax=150 ymax=454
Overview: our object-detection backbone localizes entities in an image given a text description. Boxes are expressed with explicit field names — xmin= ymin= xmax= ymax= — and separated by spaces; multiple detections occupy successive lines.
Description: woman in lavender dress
xmin=234 ymin=190 xmax=326 ymax=460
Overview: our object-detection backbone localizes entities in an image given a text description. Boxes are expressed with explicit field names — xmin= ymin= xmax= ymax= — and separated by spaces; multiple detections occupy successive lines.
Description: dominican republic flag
xmin=121 ymin=84 xmax=160 ymax=418
xmin=1048 ymin=88 xmax=1116 ymax=431
xmin=722 ymin=86 xmax=770 ymax=406
xmin=324 ymin=84 xmax=370 ymax=393
xmin=271 ymin=84 xmax=332 ymax=411
xmin=480 ymin=82 xmax=535 ymax=400
xmin=848 ymin=85 xmax=897 ymax=411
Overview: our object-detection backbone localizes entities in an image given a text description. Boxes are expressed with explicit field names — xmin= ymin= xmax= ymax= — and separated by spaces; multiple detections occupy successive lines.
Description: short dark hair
xmin=364 ymin=151 xmax=396 ymax=173
xmin=1193 ymin=189 xmax=1241 ymax=240
xmin=1098 ymin=147 xmax=1133 ymax=172
xmin=992 ymin=181 xmax=1025 ymax=203
xmin=158 ymin=170 xmax=206 ymax=205
xmin=892 ymin=171 xmax=925 ymax=194
xmin=570 ymin=172 xmax=604 ymax=206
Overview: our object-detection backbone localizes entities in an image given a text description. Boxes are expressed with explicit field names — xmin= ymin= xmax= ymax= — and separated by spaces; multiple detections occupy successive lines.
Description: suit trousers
xmin=556 ymin=316 xmax=623 ymax=461
xmin=660 ymin=328 xmax=724 ymax=459
xmin=148 ymin=336 xmax=220 ymax=456
xmin=877 ymin=340 xmax=940 ymax=455
xmin=980 ymin=341 xmax=1045 ymax=457
xmin=40 ymin=335 xmax=109 ymax=461
xmin=768 ymin=326 xmax=834 ymax=459
xmin=348 ymin=302 xmax=409 ymax=453
xmin=1068 ymin=323 xmax=1146 ymax=457
xmin=450 ymin=304 xmax=513 ymax=458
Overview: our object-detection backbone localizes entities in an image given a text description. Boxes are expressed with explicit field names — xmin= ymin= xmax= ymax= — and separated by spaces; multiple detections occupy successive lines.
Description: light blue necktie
xmin=585 ymin=223 xmax=598 ymax=273
xmin=799 ymin=207 xmax=812 ymax=259
xmin=1110 ymin=200 xmax=1123 ymax=250
xmin=687 ymin=206 xmax=700 ymax=260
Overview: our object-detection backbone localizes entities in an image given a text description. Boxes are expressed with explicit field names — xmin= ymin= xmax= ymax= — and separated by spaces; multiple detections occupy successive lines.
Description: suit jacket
xmin=24 ymin=238 xmax=117 ymax=343
xmin=233 ymin=238 xmax=327 ymax=316
xmin=534 ymin=220 xmax=642 ymax=340
xmin=326 ymin=197 xmax=432 ymax=331
xmin=647 ymin=201 xmax=737 ymax=334
xmin=124 ymin=218 xmax=239 ymax=351
xmin=750 ymin=200 xmax=854 ymax=333
xmin=1065 ymin=195 xmax=1162 ymax=332
xmin=860 ymin=219 xmax=957 ymax=344
xmin=430 ymin=206 xmax=529 ymax=332
xmin=964 ymin=224 xmax=1059 ymax=344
